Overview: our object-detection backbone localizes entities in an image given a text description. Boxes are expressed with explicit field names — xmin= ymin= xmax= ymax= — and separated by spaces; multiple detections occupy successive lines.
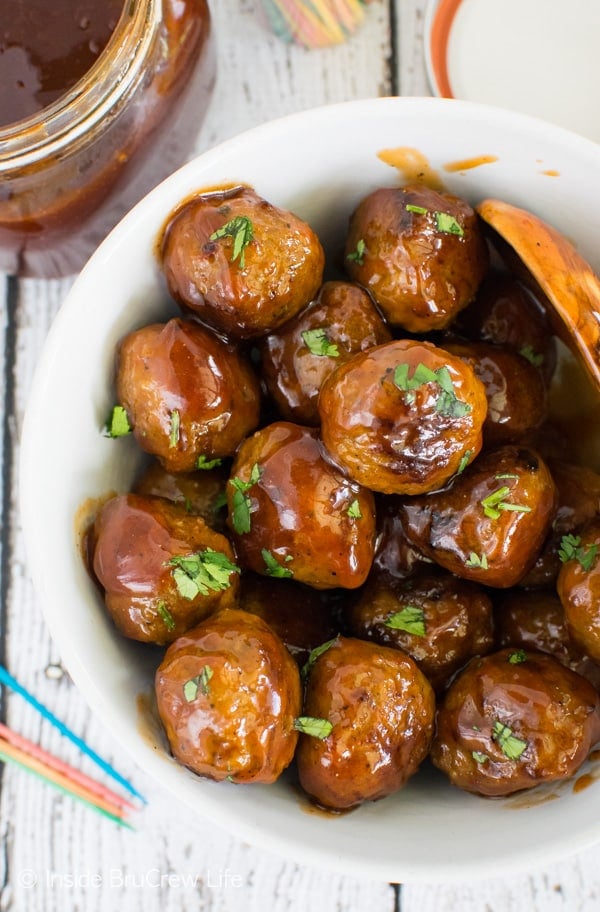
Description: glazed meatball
xmin=258 ymin=281 xmax=392 ymax=425
xmin=398 ymin=445 xmax=557 ymax=587
xmin=318 ymin=339 xmax=487 ymax=495
xmin=226 ymin=421 xmax=376 ymax=589
xmin=557 ymin=518 xmax=600 ymax=663
xmin=155 ymin=608 xmax=302 ymax=783
xmin=431 ymin=648 xmax=600 ymax=797
xmin=442 ymin=341 xmax=547 ymax=444
xmin=296 ymin=636 xmax=435 ymax=810
xmin=345 ymin=570 xmax=494 ymax=692
xmin=238 ymin=573 xmax=337 ymax=666
xmin=134 ymin=459 xmax=229 ymax=532
xmin=494 ymin=589 xmax=600 ymax=690
xmin=520 ymin=460 xmax=600 ymax=588
xmin=456 ymin=272 xmax=557 ymax=385
xmin=91 ymin=494 xmax=239 ymax=644
xmin=116 ymin=318 xmax=261 ymax=473
xmin=344 ymin=185 xmax=488 ymax=333
xmin=161 ymin=186 xmax=325 ymax=339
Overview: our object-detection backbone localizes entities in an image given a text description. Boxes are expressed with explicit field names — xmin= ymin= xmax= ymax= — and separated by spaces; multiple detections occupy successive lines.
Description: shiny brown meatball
xmin=319 ymin=339 xmax=487 ymax=495
xmin=520 ymin=460 xmax=600 ymax=588
xmin=133 ymin=460 xmax=229 ymax=532
xmin=442 ymin=341 xmax=547 ymax=444
xmin=344 ymin=185 xmax=488 ymax=333
xmin=557 ymin=518 xmax=600 ymax=663
xmin=258 ymin=281 xmax=391 ymax=425
xmin=226 ymin=422 xmax=376 ymax=589
xmin=161 ymin=186 xmax=325 ymax=339
xmin=431 ymin=648 xmax=600 ymax=797
xmin=116 ymin=318 xmax=261 ymax=473
xmin=494 ymin=589 xmax=600 ymax=690
xmin=91 ymin=494 xmax=239 ymax=644
xmin=346 ymin=570 xmax=494 ymax=692
xmin=456 ymin=272 xmax=557 ymax=385
xmin=296 ymin=636 xmax=435 ymax=810
xmin=398 ymin=445 xmax=557 ymax=587
xmin=238 ymin=573 xmax=337 ymax=666
xmin=155 ymin=608 xmax=302 ymax=783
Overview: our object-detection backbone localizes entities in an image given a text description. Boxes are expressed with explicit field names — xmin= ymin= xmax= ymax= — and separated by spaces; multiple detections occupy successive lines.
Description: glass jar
xmin=0 ymin=0 xmax=215 ymax=278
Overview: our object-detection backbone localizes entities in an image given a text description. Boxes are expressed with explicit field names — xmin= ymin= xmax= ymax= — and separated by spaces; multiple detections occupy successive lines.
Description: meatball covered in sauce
xmin=91 ymin=494 xmax=239 ymax=644
xmin=116 ymin=318 xmax=261 ymax=473
xmin=398 ymin=445 xmax=557 ymax=587
xmin=161 ymin=186 xmax=325 ymax=339
xmin=346 ymin=570 xmax=494 ymax=692
xmin=226 ymin=421 xmax=376 ymax=589
xmin=259 ymin=280 xmax=391 ymax=425
xmin=296 ymin=636 xmax=435 ymax=810
xmin=431 ymin=648 xmax=600 ymax=797
xmin=344 ymin=185 xmax=488 ymax=333
xmin=133 ymin=459 xmax=229 ymax=532
xmin=155 ymin=608 xmax=302 ymax=783
xmin=557 ymin=518 xmax=600 ymax=663
xmin=318 ymin=339 xmax=487 ymax=495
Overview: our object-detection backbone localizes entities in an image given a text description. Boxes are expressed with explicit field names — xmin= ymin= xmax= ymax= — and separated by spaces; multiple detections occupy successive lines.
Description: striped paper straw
xmin=261 ymin=0 xmax=372 ymax=48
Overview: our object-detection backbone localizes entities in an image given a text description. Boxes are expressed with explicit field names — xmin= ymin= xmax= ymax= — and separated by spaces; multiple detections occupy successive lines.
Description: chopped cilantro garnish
xmin=157 ymin=601 xmax=176 ymax=632
xmin=393 ymin=361 xmax=471 ymax=419
xmin=302 ymin=328 xmax=340 ymax=358
xmin=183 ymin=665 xmax=213 ymax=702
xmin=210 ymin=216 xmax=254 ymax=268
xmin=196 ymin=455 xmax=223 ymax=470
xmin=346 ymin=238 xmax=366 ymax=265
xmin=492 ymin=721 xmax=527 ymax=760
xmin=384 ymin=605 xmax=426 ymax=637
xmin=168 ymin=548 xmax=240 ymax=600
xmin=480 ymin=486 xmax=532 ymax=521
xmin=301 ymin=637 xmax=338 ymax=681
xmin=519 ymin=344 xmax=544 ymax=368
xmin=472 ymin=751 xmax=489 ymax=764
xmin=406 ymin=203 xmax=428 ymax=215
xmin=169 ymin=409 xmax=180 ymax=449
xmin=228 ymin=463 xmax=262 ymax=535
xmin=508 ymin=649 xmax=527 ymax=665
xmin=105 ymin=405 xmax=132 ymax=438
xmin=262 ymin=549 xmax=294 ymax=578
xmin=465 ymin=552 xmax=488 ymax=570
xmin=347 ymin=499 xmax=362 ymax=519
xmin=293 ymin=716 xmax=333 ymax=739
xmin=457 ymin=449 xmax=473 ymax=475
xmin=558 ymin=533 xmax=599 ymax=571
xmin=435 ymin=212 xmax=464 ymax=236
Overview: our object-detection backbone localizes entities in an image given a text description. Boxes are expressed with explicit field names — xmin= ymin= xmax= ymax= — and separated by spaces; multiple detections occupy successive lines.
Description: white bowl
xmin=19 ymin=97 xmax=600 ymax=883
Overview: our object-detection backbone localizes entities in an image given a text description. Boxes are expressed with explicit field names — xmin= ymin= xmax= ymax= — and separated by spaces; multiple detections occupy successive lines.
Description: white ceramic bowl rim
xmin=19 ymin=96 xmax=600 ymax=883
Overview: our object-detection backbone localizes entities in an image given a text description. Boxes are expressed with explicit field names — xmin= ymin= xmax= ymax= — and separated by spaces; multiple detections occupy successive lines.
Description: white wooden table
xmin=1 ymin=1 xmax=600 ymax=908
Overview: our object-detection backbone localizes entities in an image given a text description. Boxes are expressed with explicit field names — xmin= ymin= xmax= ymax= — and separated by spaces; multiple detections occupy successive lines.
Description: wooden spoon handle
xmin=477 ymin=198 xmax=600 ymax=390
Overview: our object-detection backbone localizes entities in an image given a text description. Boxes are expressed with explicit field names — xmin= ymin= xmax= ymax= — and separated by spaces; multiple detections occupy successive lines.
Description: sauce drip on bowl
xmin=0 ymin=0 xmax=124 ymax=126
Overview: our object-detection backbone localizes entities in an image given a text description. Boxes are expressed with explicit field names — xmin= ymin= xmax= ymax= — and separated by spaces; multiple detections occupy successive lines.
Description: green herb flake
xmin=301 ymin=328 xmax=340 ymax=358
xmin=196 ymin=455 xmax=223 ymax=470
xmin=301 ymin=636 xmax=338 ymax=681
xmin=393 ymin=361 xmax=471 ymax=419
xmin=384 ymin=605 xmax=426 ymax=637
xmin=435 ymin=211 xmax=465 ymax=236
xmin=105 ymin=405 xmax=132 ymax=438
xmin=406 ymin=203 xmax=428 ymax=215
xmin=262 ymin=549 xmax=294 ymax=578
xmin=293 ymin=716 xmax=333 ymax=739
xmin=347 ymin=499 xmax=362 ymax=519
xmin=465 ymin=552 xmax=489 ymax=570
xmin=480 ymin=485 xmax=532 ymax=521
xmin=228 ymin=463 xmax=262 ymax=535
xmin=346 ymin=238 xmax=366 ymax=265
xmin=210 ymin=215 xmax=254 ymax=268
xmin=157 ymin=601 xmax=176 ymax=632
xmin=457 ymin=449 xmax=473 ymax=475
xmin=519 ymin=344 xmax=544 ymax=368
xmin=492 ymin=721 xmax=527 ymax=761
xmin=182 ymin=665 xmax=213 ymax=702
xmin=495 ymin=473 xmax=519 ymax=480
xmin=472 ymin=751 xmax=489 ymax=764
xmin=169 ymin=409 xmax=181 ymax=449
xmin=508 ymin=649 xmax=527 ymax=665
xmin=168 ymin=548 xmax=240 ymax=600
xmin=558 ymin=533 xmax=599 ymax=571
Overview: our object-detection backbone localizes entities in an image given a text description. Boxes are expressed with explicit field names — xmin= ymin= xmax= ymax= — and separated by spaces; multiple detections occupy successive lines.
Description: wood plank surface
xmin=0 ymin=1 xmax=599 ymax=910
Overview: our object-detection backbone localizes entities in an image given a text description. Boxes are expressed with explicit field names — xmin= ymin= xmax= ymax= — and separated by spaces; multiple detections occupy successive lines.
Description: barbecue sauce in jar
xmin=0 ymin=0 xmax=215 ymax=278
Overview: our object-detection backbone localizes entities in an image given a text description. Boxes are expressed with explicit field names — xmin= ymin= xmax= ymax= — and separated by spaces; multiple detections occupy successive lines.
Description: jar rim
xmin=0 ymin=0 xmax=160 ymax=171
